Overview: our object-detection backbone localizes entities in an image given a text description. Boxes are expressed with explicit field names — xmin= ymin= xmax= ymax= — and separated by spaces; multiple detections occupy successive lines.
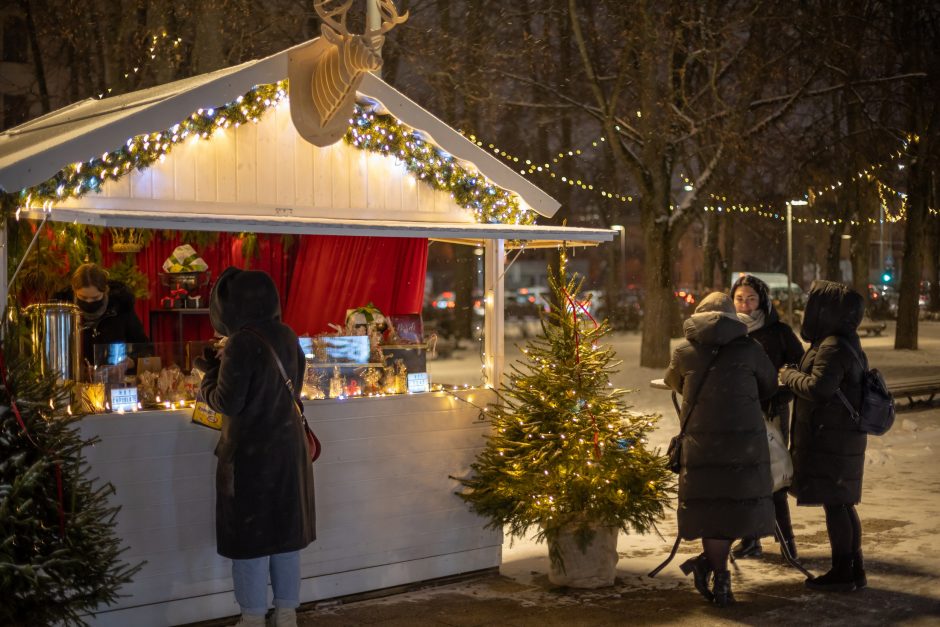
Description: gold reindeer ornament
xmin=289 ymin=0 xmax=408 ymax=146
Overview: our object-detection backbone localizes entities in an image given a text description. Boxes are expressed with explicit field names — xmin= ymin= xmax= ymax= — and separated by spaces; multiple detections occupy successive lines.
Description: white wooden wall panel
xmin=80 ymin=391 xmax=500 ymax=627
xmin=216 ymin=131 xmax=237 ymax=204
xmin=151 ymin=156 xmax=175 ymax=199
xmin=349 ymin=150 xmax=368 ymax=210
xmin=312 ymin=141 xmax=332 ymax=208
xmin=235 ymin=123 xmax=258 ymax=204
xmin=63 ymin=105 xmax=476 ymax=224
xmin=174 ymin=137 xmax=196 ymax=201
xmin=330 ymin=141 xmax=351 ymax=209
xmin=275 ymin=105 xmax=295 ymax=207
xmin=107 ymin=169 xmax=131 ymax=199
xmin=366 ymin=152 xmax=385 ymax=210
xmin=129 ymin=166 xmax=152 ymax=199
xmin=195 ymin=133 xmax=219 ymax=203
xmin=256 ymin=113 xmax=277 ymax=206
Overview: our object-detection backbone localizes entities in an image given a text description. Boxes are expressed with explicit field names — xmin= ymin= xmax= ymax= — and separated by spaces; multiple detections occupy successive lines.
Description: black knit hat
xmin=731 ymin=274 xmax=772 ymax=316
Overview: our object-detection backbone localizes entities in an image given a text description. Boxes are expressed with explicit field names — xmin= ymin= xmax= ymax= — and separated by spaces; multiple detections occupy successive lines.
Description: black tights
xmin=702 ymin=538 xmax=731 ymax=572
xmin=823 ymin=503 xmax=862 ymax=557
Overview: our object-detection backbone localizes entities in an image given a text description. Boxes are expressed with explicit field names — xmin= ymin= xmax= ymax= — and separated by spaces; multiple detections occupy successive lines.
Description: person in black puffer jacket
xmin=664 ymin=292 xmax=778 ymax=607
xmin=730 ymin=275 xmax=805 ymax=561
xmin=779 ymin=280 xmax=868 ymax=593
xmin=195 ymin=267 xmax=315 ymax=627
xmin=57 ymin=263 xmax=150 ymax=373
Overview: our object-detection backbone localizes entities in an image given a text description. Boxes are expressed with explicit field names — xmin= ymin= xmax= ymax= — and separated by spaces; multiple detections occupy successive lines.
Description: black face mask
xmin=76 ymin=297 xmax=107 ymax=315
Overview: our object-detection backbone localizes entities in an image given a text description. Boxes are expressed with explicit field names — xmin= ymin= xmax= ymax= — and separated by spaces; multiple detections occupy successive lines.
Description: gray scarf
xmin=737 ymin=309 xmax=765 ymax=333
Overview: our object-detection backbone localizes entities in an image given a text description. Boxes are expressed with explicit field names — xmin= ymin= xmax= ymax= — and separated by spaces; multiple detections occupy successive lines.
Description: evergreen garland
xmin=457 ymin=253 xmax=672 ymax=565
xmin=0 ymin=321 xmax=141 ymax=626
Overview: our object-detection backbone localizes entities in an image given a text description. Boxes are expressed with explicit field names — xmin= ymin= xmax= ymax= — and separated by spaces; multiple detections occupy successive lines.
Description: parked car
xmin=867 ymin=283 xmax=899 ymax=320
xmin=596 ymin=286 xmax=643 ymax=331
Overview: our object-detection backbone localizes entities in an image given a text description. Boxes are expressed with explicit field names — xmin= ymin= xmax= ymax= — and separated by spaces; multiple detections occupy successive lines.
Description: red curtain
xmin=283 ymin=235 xmax=428 ymax=336
xmin=100 ymin=231 xmax=298 ymax=343
xmin=97 ymin=232 xmax=427 ymax=342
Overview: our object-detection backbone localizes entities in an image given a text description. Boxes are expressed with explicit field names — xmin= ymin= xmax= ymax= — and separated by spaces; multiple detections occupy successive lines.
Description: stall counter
xmin=77 ymin=391 xmax=500 ymax=627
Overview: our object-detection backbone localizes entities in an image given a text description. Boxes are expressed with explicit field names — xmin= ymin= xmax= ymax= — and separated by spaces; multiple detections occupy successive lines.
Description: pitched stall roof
xmin=0 ymin=39 xmax=613 ymax=245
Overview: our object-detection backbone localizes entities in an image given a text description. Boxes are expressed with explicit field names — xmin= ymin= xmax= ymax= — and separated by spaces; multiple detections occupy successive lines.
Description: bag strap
xmin=832 ymin=337 xmax=864 ymax=423
xmin=675 ymin=346 xmax=722 ymax=439
xmin=243 ymin=328 xmax=303 ymax=415
xmin=648 ymin=345 xmax=722 ymax=578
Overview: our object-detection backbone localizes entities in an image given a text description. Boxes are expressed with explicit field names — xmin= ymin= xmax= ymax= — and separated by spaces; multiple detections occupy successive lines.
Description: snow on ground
xmin=299 ymin=321 xmax=940 ymax=625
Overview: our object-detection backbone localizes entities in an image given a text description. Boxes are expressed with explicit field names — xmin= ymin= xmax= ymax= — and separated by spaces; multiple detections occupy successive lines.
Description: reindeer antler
xmin=369 ymin=0 xmax=409 ymax=36
xmin=314 ymin=0 xmax=355 ymax=35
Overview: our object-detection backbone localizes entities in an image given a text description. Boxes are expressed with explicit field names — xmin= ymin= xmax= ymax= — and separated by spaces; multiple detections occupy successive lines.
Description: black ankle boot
xmin=712 ymin=570 xmax=735 ymax=607
xmin=679 ymin=553 xmax=713 ymax=602
xmin=805 ymin=555 xmax=856 ymax=592
xmin=780 ymin=536 xmax=799 ymax=561
xmin=731 ymin=538 xmax=762 ymax=558
xmin=853 ymin=550 xmax=867 ymax=589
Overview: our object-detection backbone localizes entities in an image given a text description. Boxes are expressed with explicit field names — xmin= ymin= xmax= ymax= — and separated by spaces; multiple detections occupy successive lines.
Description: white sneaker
xmin=270 ymin=607 xmax=298 ymax=627
xmin=234 ymin=614 xmax=266 ymax=626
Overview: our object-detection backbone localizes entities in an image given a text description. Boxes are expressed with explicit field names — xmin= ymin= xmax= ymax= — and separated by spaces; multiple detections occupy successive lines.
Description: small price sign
xmin=407 ymin=372 xmax=429 ymax=394
xmin=110 ymin=386 xmax=139 ymax=412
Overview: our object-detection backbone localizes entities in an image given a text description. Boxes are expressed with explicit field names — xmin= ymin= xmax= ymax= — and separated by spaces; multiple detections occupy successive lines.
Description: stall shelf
xmin=0 ymin=36 xmax=614 ymax=626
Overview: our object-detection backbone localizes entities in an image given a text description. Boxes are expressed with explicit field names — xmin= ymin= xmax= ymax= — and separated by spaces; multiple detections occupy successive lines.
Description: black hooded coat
xmin=779 ymin=280 xmax=867 ymax=506
xmin=664 ymin=295 xmax=778 ymax=540
xmin=197 ymin=268 xmax=316 ymax=560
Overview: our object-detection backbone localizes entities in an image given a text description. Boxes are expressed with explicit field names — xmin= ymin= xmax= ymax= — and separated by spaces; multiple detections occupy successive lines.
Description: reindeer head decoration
xmin=289 ymin=0 xmax=408 ymax=147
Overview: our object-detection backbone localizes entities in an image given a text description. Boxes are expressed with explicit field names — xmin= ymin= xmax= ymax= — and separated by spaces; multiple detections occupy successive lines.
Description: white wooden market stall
xmin=0 ymin=38 xmax=613 ymax=627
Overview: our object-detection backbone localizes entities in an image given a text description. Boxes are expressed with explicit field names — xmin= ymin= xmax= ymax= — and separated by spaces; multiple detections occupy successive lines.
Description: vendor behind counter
xmin=54 ymin=263 xmax=150 ymax=377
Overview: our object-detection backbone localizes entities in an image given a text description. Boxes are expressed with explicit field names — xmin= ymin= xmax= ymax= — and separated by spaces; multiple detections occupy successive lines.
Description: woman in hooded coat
xmin=664 ymin=292 xmax=778 ymax=607
xmin=779 ymin=280 xmax=867 ymax=593
xmin=196 ymin=267 xmax=315 ymax=627
xmin=730 ymin=274 xmax=805 ymax=560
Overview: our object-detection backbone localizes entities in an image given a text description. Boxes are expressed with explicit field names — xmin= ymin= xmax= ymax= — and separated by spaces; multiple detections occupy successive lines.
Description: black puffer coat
xmin=748 ymin=307 xmax=805 ymax=442
xmin=198 ymin=268 xmax=316 ymax=560
xmin=779 ymin=280 xmax=867 ymax=506
xmin=664 ymin=299 xmax=778 ymax=540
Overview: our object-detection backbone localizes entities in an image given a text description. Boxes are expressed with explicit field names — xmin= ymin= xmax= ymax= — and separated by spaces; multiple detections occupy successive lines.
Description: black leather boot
xmin=853 ymin=550 xmax=867 ymax=589
xmin=731 ymin=537 xmax=762 ymax=558
xmin=712 ymin=570 xmax=735 ymax=607
xmin=780 ymin=536 xmax=799 ymax=561
xmin=679 ymin=553 xmax=713 ymax=602
xmin=805 ymin=555 xmax=856 ymax=592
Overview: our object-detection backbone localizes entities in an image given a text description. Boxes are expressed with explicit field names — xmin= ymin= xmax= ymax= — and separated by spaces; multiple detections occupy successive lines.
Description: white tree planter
xmin=547 ymin=523 xmax=619 ymax=588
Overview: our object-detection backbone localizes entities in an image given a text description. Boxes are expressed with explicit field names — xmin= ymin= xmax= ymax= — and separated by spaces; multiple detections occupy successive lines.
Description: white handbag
xmin=766 ymin=415 xmax=793 ymax=492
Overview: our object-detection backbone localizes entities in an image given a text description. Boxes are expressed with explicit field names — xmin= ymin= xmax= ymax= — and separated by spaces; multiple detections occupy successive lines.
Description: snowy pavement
xmin=208 ymin=321 xmax=940 ymax=626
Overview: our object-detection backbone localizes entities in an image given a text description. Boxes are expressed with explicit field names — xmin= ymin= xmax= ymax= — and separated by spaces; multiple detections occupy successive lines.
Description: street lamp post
xmin=786 ymin=200 xmax=808 ymax=324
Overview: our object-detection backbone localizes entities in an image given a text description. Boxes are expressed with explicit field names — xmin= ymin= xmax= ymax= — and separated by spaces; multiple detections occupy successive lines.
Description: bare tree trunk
xmin=824 ymin=224 xmax=844 ymax=281
xmin=928 ymin=172 xmax=940 ymax=313
xmin=895 ymin=120 xmax=935 ymax=349
xmin=21 ymin=0 xmax=51 ymax=112
xmin=721 ymin=213 xmax=735 ymax=284
xmin=702 ymin=210 xmax=721 ymax=290
xmin=639 ymin=198 xmax=678 ymax=367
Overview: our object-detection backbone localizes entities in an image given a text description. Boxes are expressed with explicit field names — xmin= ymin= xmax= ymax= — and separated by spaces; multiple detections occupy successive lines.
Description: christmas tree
xmin=0 ymin=320 xmax=141 ymax=626
xmin=457 ymin=252 xmax=672 ymax=566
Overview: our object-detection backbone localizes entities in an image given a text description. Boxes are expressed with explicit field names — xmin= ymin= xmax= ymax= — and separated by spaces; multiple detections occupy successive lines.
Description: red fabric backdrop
xmin=283 ymin=235 xmax=428 ymax=336
xmin=97 ymin=232 xmax=427 ymax=342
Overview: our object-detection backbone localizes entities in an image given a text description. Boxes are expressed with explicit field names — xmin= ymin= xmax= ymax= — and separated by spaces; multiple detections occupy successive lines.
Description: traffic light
xmin=882 ymin=269 xmax=894 ymax=283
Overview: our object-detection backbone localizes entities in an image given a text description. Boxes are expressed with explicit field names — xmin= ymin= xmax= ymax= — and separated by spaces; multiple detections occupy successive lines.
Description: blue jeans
xmin=231 ymin=551 xmax=300 ymax=616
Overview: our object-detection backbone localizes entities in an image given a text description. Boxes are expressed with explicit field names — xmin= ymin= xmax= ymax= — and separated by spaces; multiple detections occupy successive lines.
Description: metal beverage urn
xmin=24 ymin=303 xmax=82 ymax=382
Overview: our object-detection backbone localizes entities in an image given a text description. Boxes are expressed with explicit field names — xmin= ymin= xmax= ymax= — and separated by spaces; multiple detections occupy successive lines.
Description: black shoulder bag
xmin=245 ymin=328 xmax=321 ymax=463
xmin=650 ymin=346 xmax=721 ymax=578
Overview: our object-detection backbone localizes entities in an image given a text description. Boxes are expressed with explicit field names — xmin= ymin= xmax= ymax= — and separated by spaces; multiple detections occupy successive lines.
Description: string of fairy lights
xmin=469 ymin=129 xmax=937 ymax=223
xmin=14 ymin=82 xmax=534 ymax=226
